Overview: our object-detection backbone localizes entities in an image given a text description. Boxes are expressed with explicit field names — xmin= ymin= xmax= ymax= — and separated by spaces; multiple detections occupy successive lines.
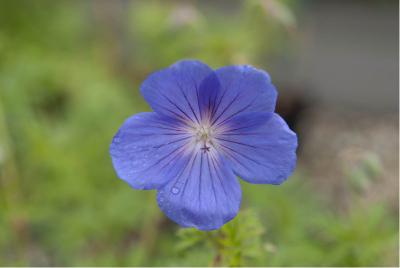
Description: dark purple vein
xmin=138 ymin=140 xmax=191 ymax=173
xmin=175 ymin=78 xmax=200 ymax=124
xmin=211 ymin=92 xmax=241 ymax=126
xmin=214 ymin=137 xmax=257 ymax=149
xmin=198 ymin=152 xmax=203 ymax=212
xmin=206 ymin=155 xmax=218 ymax=207
xmin=152 ymin=136 xmax=191 ymax=149
xmin=180 ymin=152 xmax=199 ymax=202
xmin=159 ymin=92 xmax=194 ymax=123
xmin=218 ymin=143 xmax=271 ymax=169
xmin=214 ymin=97 xmax=258 ymax=128
xmin=209 ymin=156 xmax=231 ymax=203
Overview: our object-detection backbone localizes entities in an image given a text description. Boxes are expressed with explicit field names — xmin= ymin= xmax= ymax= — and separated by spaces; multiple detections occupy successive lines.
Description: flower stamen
xmin=194 ymin=124 xmax=214 ymax=153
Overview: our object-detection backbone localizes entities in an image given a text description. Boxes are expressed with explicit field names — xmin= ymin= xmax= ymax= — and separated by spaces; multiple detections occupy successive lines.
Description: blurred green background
xmin=0 ymin=0 xmax=398 ymax=266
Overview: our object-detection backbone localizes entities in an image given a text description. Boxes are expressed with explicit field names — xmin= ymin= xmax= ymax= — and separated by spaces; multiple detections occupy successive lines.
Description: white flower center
xmin=194 ymin=124 xmax=215 ymax=153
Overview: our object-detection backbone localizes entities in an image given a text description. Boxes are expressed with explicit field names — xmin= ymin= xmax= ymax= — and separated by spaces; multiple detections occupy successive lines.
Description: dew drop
xmin=171 ymin=187 xmax=180 ymax=195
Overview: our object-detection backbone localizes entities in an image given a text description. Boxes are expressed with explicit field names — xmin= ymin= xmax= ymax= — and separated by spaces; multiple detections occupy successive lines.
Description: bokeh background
xmin=0 ymin=0 xmax=398 ymax=266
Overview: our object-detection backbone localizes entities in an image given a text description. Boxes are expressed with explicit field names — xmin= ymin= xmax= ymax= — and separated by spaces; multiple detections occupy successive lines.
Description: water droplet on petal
xmin=171 ymin=187 xmax=180 ymax=194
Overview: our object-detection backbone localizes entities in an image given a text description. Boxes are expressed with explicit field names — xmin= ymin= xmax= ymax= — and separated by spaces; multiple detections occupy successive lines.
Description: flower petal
xmin=140 ymin=60 xmax=213 ymax=125
xmin=215 ymin=112 xmax=297 ymax=185
xmin=210 ymin=65 xmax=277 ymax=126
xmin=157 ymin=151 xmax=241 ymax=231
xmin=197 ymin=71 xmax=222 ymax=120
xmin=110 ymin=112 xmax=193 ymax=190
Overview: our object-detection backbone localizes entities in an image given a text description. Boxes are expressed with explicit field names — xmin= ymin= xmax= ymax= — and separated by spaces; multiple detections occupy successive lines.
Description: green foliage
xmin=128 ymin=0 xmax=295 ymax=68
xmin=176 ymin=178 xmax=398 ymax=267
xmin=0 ymin=0 xmax=398 ymax=266
xmin=177 ymin=210 xmax=265 ymax=266
xmin=345 ymin=152 xmax=383 ymax=193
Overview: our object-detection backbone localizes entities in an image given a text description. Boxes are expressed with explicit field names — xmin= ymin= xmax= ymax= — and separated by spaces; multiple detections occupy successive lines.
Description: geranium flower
xmin=110 ymin=60 xmax=297 ymax=230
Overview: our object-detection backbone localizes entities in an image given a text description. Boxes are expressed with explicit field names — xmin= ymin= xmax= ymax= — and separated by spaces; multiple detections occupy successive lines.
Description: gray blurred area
xmin=274 ymin=0 xmax=399 ymax=216
xmin=275 ymin=0 xmax=398 ymax=113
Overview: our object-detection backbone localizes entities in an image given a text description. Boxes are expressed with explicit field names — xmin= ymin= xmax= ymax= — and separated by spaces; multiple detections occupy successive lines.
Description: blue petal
xmin=215 ymin=112 xmax=297 ymax=185
xmin=209 ymin=65 xmax=277 ymax=126
xmin=110 ymin=112 xmax=193 ymax=190
xmin=157 ymin=152 xmax=241 ymax=231
xmin=198 ymin=71 xmax=222 ymax=120
xmin=140 ymin=60 xmax=213 ymax=124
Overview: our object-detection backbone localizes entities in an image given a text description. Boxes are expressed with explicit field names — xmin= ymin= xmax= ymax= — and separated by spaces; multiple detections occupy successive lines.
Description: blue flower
xmin=110 ymin=60 xmax=297 ymax=231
